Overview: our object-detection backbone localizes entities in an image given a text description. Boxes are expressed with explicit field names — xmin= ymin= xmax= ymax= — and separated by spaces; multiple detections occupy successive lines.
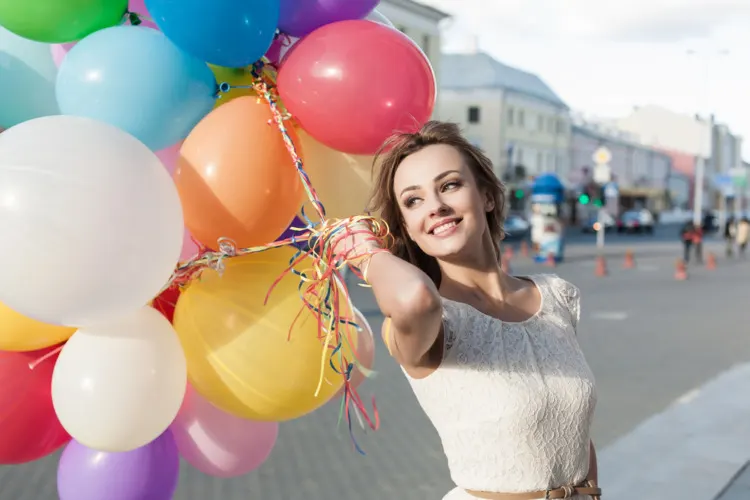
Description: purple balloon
xmin=279 ymin=0 xmax=379 ymax=37
xmin=276 ymin=215 xmax=306 ymax=242
xmin=57 ymin=431 xmax=180 ymax=500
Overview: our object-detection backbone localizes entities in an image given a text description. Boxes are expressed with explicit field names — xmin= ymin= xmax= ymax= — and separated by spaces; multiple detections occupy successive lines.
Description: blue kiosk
xmin=530 ymin=173 xmax=566 ymax=263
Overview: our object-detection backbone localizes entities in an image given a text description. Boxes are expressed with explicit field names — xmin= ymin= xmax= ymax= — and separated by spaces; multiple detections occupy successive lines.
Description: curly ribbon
xmin=163 ymin=59 xmax=390 ymax=453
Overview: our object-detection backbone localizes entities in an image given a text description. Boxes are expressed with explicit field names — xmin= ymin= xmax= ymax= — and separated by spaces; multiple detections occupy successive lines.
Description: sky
xmin=419 ymin=0 xmax=750 ymax=156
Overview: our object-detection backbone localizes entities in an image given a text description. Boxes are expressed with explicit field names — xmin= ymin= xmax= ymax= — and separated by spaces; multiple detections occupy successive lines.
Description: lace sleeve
xmin=545 ymin=275 xmax=581 ymax=332
xmin=441 ymin=300 xmax=463 ymax=354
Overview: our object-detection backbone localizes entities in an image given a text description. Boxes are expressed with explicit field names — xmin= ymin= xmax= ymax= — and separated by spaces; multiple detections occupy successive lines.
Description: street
xmin=2 ymin=226 xmax=750 ymax=499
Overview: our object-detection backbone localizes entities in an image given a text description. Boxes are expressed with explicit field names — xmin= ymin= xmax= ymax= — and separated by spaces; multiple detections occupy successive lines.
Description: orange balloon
xmin=296 ymin=131 xmax=378 ymax=220
xmin=175 ymin=97 xmax=304 ymax=249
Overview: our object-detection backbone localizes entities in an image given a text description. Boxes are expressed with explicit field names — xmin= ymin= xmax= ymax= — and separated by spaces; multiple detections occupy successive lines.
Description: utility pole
xmin=686 ymin=48 xmax=729 ymax=227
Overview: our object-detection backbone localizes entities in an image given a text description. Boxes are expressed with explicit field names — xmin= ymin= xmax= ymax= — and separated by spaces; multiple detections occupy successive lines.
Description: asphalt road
xmin=2 ymin=227 xmax=749 ymax=500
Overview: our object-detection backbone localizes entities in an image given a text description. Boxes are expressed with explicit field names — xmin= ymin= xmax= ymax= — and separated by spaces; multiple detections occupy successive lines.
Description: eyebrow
xmin=399 ymin=170 xmax=461 ymax=197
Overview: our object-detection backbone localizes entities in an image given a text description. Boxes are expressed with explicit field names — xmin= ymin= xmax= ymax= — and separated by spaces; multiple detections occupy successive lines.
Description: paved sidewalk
xmin=598 ymin=362 xmax=750 ymax=500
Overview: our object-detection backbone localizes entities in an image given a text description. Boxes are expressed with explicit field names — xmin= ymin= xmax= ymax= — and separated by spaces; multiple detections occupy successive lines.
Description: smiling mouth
xmin=429 ymin=218 xmax=463 ymax=235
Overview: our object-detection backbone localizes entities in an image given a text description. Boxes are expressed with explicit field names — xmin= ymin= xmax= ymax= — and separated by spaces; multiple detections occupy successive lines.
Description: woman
xmin=337 ymin=122 xmax=599 ymax=499
xmin=736 ymin=217 xmax=750 ymax=256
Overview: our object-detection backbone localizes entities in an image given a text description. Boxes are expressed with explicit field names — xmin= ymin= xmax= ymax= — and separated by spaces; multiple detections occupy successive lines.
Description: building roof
xmin=441 ymin=52 xmax=568 ymax=108
xmin=572 ymin=123 xmax=673 ymax=162
xmin=382 ymin=0 xmax=450 ymax=21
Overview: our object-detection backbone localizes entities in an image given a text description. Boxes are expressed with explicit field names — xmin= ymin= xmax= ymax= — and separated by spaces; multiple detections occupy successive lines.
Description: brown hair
xmin=368 ymin=121 xmax=506 ymax=286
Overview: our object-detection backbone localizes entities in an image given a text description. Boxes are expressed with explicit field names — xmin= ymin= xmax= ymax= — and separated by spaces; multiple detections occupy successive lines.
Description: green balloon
xmin=0 ymin=0 xmax=129 ymax=43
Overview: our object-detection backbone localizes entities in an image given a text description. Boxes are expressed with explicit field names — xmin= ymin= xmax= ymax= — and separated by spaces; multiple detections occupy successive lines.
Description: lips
xmin=428 ymin=217 xmax=462 ymax=235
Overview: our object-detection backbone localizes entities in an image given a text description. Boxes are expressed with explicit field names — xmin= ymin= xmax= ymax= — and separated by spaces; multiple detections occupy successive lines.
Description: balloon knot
xmin=128 ymin=12 xmax=142 ymax=26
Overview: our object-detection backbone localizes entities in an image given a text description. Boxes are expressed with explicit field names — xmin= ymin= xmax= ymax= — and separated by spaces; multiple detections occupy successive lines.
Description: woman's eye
xmin=404 ymin=196 xmax=419 ymax=207
xmin=442 ymin=180 xmax=461 ymax=191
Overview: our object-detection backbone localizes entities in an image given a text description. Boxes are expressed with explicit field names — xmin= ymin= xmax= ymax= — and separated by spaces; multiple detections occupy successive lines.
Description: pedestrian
xmin=737 ymin=217 xmax=750 ymax=256
xmin=338 ymin=121 xmax=600 ymax=500
xmin=724 ymin=216 xmax=737 ymax=257
xmin=680 ymin=221 xmax=695 ymax=263
xmin=692 ymin=222 xmax=704 ymax=264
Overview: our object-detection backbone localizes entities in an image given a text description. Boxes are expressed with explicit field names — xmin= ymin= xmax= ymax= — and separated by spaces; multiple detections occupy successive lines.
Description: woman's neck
xmin=437 ymin=235 xmax=515 ymax=303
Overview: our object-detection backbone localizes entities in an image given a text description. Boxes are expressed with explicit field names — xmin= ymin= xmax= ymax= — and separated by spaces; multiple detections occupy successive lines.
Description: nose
xmin=427 ymin=194 xmax=451 ymax=217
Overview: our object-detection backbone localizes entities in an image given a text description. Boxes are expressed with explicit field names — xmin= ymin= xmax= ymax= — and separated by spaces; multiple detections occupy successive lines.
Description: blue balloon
xmin=146 ymin=0 xmax=280 ymax=68
xmin=56 ymin=26 xmax=217 ymax=151
xmin=0 ymin=26 xmax=60 ymax=129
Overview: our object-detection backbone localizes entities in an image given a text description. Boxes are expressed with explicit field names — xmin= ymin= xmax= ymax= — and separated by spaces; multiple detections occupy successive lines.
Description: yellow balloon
xmin=173 ymin=247 xmax=354 ymax=421
xmin=296 ymin=130 xmax=379 ymax=220
xmin=209 ymin=65 xmax=257 ymax=108
xmin=0 ymin=301 xmax=75 ymax=351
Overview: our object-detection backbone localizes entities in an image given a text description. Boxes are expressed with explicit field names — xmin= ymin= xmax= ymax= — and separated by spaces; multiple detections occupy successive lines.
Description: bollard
xmin=545 ymin=252 xmax=556 ymax=268
xmin=595 ymin=255 xmax=608 ymax=277
xmin=674 ymin=259 xmax=688 ymax=280
xmin=520 ymin=240 xmax=529 ymax=258
xmin=623 ymin=249 xmax=636 ymax=269
xmin=706 ymin=252 xmax=717 ymax=270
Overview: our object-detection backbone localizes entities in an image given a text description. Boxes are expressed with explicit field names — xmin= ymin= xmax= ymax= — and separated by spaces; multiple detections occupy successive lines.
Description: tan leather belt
xmin=467 ymin=480 xmax=602 ymax=499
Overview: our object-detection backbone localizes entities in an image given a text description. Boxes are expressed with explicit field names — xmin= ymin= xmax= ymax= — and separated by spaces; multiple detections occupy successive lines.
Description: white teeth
xmin=433 ymin=221 xmax=457 ymax=235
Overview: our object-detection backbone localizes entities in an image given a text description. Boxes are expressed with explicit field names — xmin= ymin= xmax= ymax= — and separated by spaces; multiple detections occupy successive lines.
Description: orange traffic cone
xmin=623 ymin=249 xmax=636 ymax=269
xmin=501 ymin=256 xmax=512 ymax=274
xmin=520 ymin=240 xmax=529 ymax=258
xmin=595 ymin=255 xmax=608 ymax=277
xmin=706 ymin=252 xmax=717 ymax=270
xmin=674 ymin=259 xmax=688 ymax=280
xmin=545 ymin=252 xmax=556 ymax=267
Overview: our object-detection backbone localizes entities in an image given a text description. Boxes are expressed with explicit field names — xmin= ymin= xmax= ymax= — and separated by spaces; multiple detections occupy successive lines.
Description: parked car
xmin=581 ymin=212 xmax=615 ymax=233
xmin=504 ymin=214 xmax=530 ymax=240
xmin=617 ymin=209 xmax=654 ymax=234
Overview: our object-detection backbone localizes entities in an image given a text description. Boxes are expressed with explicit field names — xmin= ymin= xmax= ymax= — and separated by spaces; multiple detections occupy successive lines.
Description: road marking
xmin=590 ymin=311 xmax=629 ymax=321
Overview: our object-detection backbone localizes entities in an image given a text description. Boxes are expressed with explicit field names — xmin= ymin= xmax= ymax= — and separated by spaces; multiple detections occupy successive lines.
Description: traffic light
xmin=578 ymin=193 xmax=590 ymax=205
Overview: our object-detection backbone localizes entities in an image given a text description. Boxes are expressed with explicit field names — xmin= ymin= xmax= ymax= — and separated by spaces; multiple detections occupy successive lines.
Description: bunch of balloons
xmin=0 ymin=0 xmax=433 ymax=497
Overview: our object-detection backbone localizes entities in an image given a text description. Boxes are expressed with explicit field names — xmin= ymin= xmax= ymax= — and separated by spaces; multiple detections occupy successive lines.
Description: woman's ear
xmin=484 ymin=192 xmax=495 ymax=212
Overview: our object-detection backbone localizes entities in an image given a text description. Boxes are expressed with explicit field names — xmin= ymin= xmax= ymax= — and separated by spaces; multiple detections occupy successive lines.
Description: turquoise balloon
xmin=56 ymin=26 xmax=217 ymax=151
xmin=0 ymin=26 xmax=61 ymax=129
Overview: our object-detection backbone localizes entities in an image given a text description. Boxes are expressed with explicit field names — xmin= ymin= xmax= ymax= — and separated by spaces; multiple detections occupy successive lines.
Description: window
xmin=547 ymin=117 xmax=555 ymax=133
xmin=547 ymin=152 xmax=555 ymax=170
xmin=556 ymin=118 xmax=566 ymax=134
xmin=517 ymin=148 xmax=524 ymax=164
xmin=518 ymin=110 xmax=525 ymax=128
xmin=468 ymin=106 xmax=481 ymax=123
xmin=536 ymin=151 xmax=543 ymax=170
xmin=537 ymin=115 xmax=544 ymax=131
xmin=421 ymin=34 xmax=430 ymax=59
xmin=507 ymin=107 xmax=514 ymax=126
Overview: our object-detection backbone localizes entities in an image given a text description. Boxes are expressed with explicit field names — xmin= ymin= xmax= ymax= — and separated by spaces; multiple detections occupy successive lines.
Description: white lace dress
xmin=403 ymin=274 xmax=597 ymax=500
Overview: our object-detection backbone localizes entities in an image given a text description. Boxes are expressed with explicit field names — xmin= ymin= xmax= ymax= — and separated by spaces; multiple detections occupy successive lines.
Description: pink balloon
xmin=336 ymin=308 xmax=375 ymax=397
xmin=50 ymin=0 xmax=157 ymax=67
xmin=156 ymin=142 xmax=182 ymax=175
xmin=180 ymin=228 xmax=200 ymax=262
xmin=171 ymin=386 xmax=278 ymax=478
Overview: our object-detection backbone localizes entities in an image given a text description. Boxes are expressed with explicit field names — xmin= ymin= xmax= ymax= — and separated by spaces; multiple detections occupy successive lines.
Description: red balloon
xmin=0 ymin=345 xmax=71 ymax=463
xmin=278 ymin=20 xmax=436 ymax=155
xmin=152 ymin=285 xmax=181 ymax=323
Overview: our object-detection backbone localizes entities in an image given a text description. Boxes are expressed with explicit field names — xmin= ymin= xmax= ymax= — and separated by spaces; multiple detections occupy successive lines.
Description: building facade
xmin=570 ymin=123 xmax=678 ymax=214
xmin=437 ymin=52 xmax=571 ymax=189
xmin=379 ymin=0 xmax=449 ymax=116
xmin=615 ymin=105 xmax=743 ymax=210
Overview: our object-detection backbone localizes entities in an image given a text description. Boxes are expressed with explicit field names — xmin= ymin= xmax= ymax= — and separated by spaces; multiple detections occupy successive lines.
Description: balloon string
xmin=28 ymin=344 xmax=64 ymax=370
xmin=161 ymin=60 xmax=388 ymax=451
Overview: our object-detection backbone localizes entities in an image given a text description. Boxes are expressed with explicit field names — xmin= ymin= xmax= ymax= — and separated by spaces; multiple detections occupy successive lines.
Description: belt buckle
xmin=546 ymin=485 xmax=576 ymax=499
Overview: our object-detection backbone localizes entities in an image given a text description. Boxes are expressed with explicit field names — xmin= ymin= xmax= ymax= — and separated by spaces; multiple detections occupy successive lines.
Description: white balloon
xmin=365 ymin=8 xmax=395 ymax=28
xmin=0 ymin=115 xmax=183 ymax=326
xmin=52 ymin=307 xmax=187 ymax=452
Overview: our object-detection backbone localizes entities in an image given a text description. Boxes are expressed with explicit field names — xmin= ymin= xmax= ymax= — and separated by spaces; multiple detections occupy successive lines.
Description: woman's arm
xmin=364 ymin=251 xmax=443 ymax=366
xmin=588 ymin=440 xmax=598 ymax=482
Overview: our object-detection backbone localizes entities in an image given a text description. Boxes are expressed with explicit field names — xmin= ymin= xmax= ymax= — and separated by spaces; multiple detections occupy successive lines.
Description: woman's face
xmin=392 ymin=144 xmax=493 ymax=261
